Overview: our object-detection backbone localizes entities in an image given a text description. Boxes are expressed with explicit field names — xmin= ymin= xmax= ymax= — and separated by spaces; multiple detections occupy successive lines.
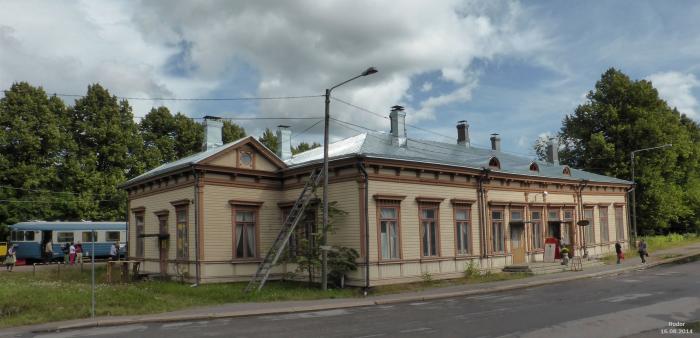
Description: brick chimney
xmin=490 ymin=133 xmax=501 ymax=152
xmin=457 ymin=120 xmax=470 ymax=147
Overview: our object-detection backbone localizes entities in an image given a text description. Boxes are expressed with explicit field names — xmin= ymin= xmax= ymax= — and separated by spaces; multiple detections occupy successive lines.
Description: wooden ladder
xmin=244 ymin=169 xmax=323 ymax=292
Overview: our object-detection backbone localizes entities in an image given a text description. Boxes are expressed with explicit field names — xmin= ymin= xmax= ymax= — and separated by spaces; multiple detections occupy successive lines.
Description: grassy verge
xmin=0 ymin=265 xmax=533 ymax=328
xmin=0 ymin=267 xmax=356 ymax=328
xmin=370 ymin=272 xmax=530 ymax=296
xmin=601 ymin=233 xmax=700 ymax=264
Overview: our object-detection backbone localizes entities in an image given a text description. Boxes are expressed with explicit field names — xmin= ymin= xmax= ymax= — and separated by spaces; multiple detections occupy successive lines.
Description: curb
xmin=17 ymin=250 xmax=700 ymax=334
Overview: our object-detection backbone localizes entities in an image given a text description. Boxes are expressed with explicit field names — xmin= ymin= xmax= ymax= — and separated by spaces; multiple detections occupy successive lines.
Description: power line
xmin=0 ymin=185 xmax=120 ymax=198
xmin=0 ymin=199 xmax=119 ymax=204
xmin=331 ymin=96 xmax=540 ymax=158
xmin=133 ymin=116 xmax=323 ymax=121
xmin=49 ymin=93 xmax=324 ymax=102
xmin=291 ymin=119 xmax=323 ymax=141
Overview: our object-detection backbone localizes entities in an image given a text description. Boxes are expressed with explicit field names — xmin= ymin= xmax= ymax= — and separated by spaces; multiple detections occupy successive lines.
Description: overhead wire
xmin=331 ymin=96 xmax=540 ymax=158
xmin=47 ymin=93 xmax=324 ymax=102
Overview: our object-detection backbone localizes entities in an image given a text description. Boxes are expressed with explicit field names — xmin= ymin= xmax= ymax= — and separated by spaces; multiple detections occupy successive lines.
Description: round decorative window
xmin=240 ymin=152 xmax=252 ymax=167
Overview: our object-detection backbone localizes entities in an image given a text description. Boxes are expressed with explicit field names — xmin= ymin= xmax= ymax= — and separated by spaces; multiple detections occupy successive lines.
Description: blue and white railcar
xmin=8 ymin=221 xmax=126 ymax=261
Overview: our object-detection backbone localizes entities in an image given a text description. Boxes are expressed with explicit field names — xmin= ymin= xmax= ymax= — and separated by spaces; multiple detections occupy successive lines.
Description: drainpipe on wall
xmin=477 ymin=169 xmax=489 ymax=259
xmin=356 ymin=158 xmax=370 ymax=295
xmin=193 ymin=169 xmax=201 ymax=286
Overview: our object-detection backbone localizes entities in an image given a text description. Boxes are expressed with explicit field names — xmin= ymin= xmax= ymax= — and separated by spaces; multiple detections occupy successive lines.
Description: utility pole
xmin=321 ymin=67 xmax=377 ymax=290
xmin=630 ymin=144 xmax=671 ymax=248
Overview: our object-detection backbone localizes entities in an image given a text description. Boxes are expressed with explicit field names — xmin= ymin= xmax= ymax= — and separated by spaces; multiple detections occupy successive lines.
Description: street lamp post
xmin=630 ymin=144 xmax=672 ymax=247
xmin=321 ymin=67 xmax=377 ymax=290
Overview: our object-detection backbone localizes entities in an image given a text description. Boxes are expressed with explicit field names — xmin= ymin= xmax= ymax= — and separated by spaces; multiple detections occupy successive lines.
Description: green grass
xmin=0 ymin=267 xmax=356 ymax=328
xmin=0 ymin=265 xmax=534 ymax=328
xmin=602 ymin=233 xmax=700 ymax=264
xmin=370 ymin=272 xmax=530 ymax=296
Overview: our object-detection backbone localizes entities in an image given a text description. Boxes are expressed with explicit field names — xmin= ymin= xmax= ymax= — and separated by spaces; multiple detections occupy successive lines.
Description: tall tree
xmin=539 ymin=68 xmax=700 ymax=234
xmin=258 ymin=128 xmax=279 ymax=152
xmin=139 ymin=106 xmax=177 ymax=168
xmin=63 ymin=84 xmax=143 ymax=221
xmin=223 ymin=120 xmax=246 ymax=144
xmin=0 ymin=82 xmax=71 ymax=227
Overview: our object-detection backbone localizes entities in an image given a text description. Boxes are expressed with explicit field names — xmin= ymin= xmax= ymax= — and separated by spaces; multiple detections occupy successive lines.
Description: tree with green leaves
xmin=0 ymin=82 xmax=72 ymax=227
xmin=223 ymin=120 xmax=246 ymax=144
xmin=62 ymin=84 xmax=143 ymax=221
xmin=292 ymin=141 xmax=321 ymax=155
xmin=258 ymin=128 xmax=279 ymax=151
xmin=536 ymin=68 xmax=700 ymax=234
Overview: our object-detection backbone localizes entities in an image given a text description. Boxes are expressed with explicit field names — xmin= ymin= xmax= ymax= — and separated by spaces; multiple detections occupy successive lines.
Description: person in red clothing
xmin=75 ymin=241 xmax=83 ymax=264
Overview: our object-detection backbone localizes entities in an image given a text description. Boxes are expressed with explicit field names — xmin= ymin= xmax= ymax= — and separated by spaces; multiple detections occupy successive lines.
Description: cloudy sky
xmin=2 ymin=0 xmax=699 ymax=156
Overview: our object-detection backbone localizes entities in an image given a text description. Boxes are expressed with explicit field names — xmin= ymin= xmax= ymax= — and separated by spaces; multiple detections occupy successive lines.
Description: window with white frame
xmin=615 ymin=206 xmax=625 ymax=240
xmin=82 ymin=232 xmax=97 ymax=243
xmin=599 ymin=206 xmax=609 ymax=243
xmin=379 ymin=206 xmax=400 ymax=259
xmin=531 ymin=210 xmax=543 ymax=249
xmin=584 ymin=208 xmax=595 ymax=244
xmin=175 ymin=207 xmax=188 ymax=260
xmin=420 ymin=205 xmax=439 ymax=257
xmin=492 ymin=209 xmax=505 ymax=253
xmin=455 ymin=207 xmax=470 ymax=255
xmin=234 ymin=209 xmax=257 ymax=259
xmin=135 ymin=212 xmax=145 ymax=257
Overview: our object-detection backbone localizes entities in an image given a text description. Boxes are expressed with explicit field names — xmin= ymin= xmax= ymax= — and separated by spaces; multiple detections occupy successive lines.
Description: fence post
xmin=33 ymin=263 xmax=36 ymax=277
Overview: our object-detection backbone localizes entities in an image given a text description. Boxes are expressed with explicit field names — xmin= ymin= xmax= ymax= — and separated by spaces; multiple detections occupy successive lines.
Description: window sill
xmin=377 ymin=259 xmax=403 ymax=265
xmin=231 ymin=258 xmax=263 ymax=264
xmin=454 ymin=255 xmax=480 ymax=260
xmin=419 ymin=257 xmax=450 ymax=263
xmin=489 ymin=253 xmax=512 ymax=257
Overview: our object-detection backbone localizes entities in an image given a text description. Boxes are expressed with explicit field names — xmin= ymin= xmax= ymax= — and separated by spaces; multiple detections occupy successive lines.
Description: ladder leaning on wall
xmin=244 ymin=168 xmax=323 ymax=293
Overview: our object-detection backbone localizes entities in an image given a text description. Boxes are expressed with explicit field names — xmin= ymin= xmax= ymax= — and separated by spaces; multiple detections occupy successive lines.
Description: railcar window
xmin=82 ymin=232 xmax=97 ymax=242
xmin=106 ymin=231 xmax=120 ymax=242
xmin=57 ymin=232 xmax=74 ymax=243
xmin=24 ymin=231 xmax=35 ymax=241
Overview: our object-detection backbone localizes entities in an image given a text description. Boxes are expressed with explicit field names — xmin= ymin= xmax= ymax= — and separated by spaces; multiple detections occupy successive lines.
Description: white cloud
xmin=421 ymin=82 xmax=433 ymax=92
xmin=646 ymin=71 xmax=699 ymax=118
xmin=0 ymin=0 xmax=550 ymax=139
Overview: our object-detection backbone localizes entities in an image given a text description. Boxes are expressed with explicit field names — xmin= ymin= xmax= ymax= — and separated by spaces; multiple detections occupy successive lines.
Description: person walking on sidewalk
xmin=615 ymin=241 xmax=623 ymax=264
xmin=638 ymin=239 xmax=648 ymax=264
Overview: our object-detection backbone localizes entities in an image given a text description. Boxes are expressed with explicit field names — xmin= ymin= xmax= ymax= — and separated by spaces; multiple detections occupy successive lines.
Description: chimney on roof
xmin=546 ymin=137 xmax=559 ymax=165
xmin=202 ymin=116 xmax=224 ymax=151
xmin=457 ymin=120 xmax=470 ymax=147
xmin=276 ymin=125 xmax=292 ymax=160
xmin=490 ymin=133 xmax=501 ymax=152
xmin=389 ymin=105 xmax=407 ymax=147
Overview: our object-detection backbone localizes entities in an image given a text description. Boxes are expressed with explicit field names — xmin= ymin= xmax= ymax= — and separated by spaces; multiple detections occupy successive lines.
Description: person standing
xmin=62 ymin=242 xmax=70 ymax=264
xmin=75 ymin=242 xmax=83 ymax=265
xmin=109 ymin=242 xmax=118 ymax=261
xmin=69 ymin=242 xmax=76 ymax=265
xmin=4 ymin=244 xmax=17 ymax=271
xmin=44 ymin=240 xmax=54 ymax=264
xmin=638 ymin=239 xmax=648 ymax=264
xmin=615 ymin=241 xmax=623 ymax=264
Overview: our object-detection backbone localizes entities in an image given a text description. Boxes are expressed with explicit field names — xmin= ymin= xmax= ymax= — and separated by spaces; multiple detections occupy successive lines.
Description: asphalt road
xmin=22 ymin=259 xmax=700 ymax=338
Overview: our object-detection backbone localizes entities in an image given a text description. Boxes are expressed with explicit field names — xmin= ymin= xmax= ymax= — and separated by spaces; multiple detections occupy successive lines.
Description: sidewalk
xmin=3 ymin=242 xmax=700 ymax=336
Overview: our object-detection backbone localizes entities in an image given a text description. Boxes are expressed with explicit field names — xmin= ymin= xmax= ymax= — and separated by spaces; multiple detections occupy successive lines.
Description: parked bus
xmin=8 ymin=221 xmax=126 ymax=262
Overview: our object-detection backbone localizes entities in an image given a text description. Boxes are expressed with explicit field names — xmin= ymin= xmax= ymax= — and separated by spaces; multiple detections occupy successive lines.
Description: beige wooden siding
xmin=208 ymin=151 xmax=237 ymax=167
xmin=202 ymin=185 xmax=283 ymax=261
xmin=129 ymin=186 xmax=196 ymax=261
xmin=367 ymin=180 xmax=479 ymax=262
